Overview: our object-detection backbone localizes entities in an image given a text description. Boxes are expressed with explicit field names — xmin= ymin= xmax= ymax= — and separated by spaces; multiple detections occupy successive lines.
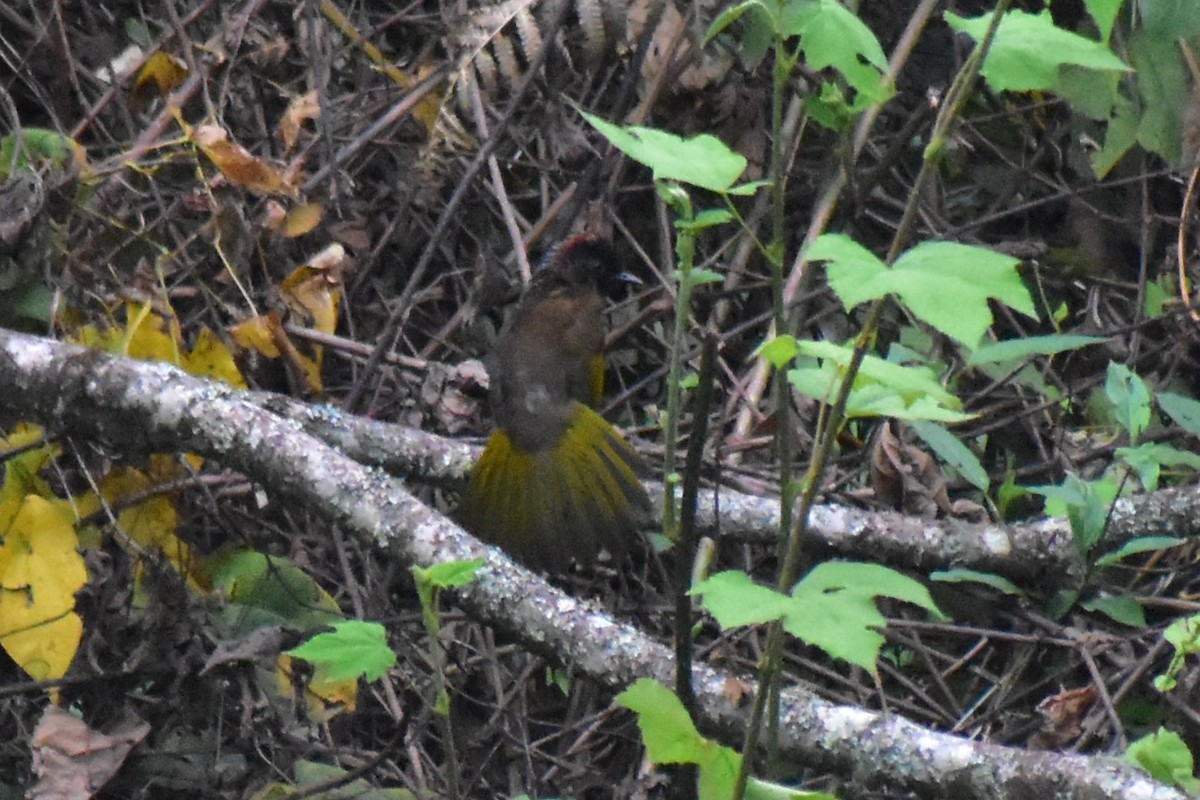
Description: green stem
xmin=731 ymin=2 xmax=1013 ymax=796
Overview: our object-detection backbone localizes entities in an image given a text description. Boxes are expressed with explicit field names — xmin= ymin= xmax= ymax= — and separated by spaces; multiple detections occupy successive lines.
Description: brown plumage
xmin=457 ymin=236 xmax=651 ymax=571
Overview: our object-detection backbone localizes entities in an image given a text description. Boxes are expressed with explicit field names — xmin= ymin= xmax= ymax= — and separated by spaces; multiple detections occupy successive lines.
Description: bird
xmin=457 ymin=234 xmax=651 ymax=571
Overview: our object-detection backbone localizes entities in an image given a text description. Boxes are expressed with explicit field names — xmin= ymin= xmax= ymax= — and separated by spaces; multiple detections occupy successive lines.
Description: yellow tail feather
xmin=458 ymin=403 xmax=650 ymax=570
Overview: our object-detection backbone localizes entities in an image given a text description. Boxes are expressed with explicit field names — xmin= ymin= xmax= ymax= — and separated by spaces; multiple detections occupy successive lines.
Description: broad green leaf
xmin=782 ymin=0 xmax=891 ymax=107
xmin=1129 ymin=30 xmax=1187 ymax=165
xmin=930 ymin=569 xmax=1023 ymax=596
xmin=945 ymin=10 xmax=1129 ymax=94
xmin=419 ymin=558 xmax=485 ymax=589
xmin=1081 ymin=594 xmax=1146 ymax=628
xmin=785 ymin=562 xmax=943 ymax=674
xmin=1092 ymin=93 xmax=1138 ymax=177
xmin=1085 ymin=0 xmax=1122 ymax=42
xmin=580 ymin=112 xmax=746 ymax=192
xmin=909 ymin=419 xmax=989 ymax=491
xmin=1158 ymin=391 xmax=1200 ymax=436
xmin=705 ymin=0 xmax=775 ymax=42
xmin=756 ymin=334 xmax=800 ymax=369
xmin=696 ymin=564 xmax=942 ymax=674
xmin=788 ymin=340 xmax=973 ymax=423
xmin=1126 ymin=728 xmax=1200 ymax=793
xmin=1028 ymin=474 xmax=1116 ymax=555
xmin=1095 ymin=537 xmax=1187 ymax=567
xmin=968 ymin=334 xmax=1104 ymax=365
xmin=617 ymin=679 xmax=744 ymax=800
xmin=690 ymin=570 xmax=793 ymax=628
xmin=210 ymin=550 xmax=343 ymax=635
xmin=286 ymin=620 xmax=396 ymax=683
xmin=1105 ymin=363 xmax=1151 ymax=444
xmin=812 ymin=235 xmax=1032 ymax=349
xmin=1117 ymin=443 xmax=1200 ymax=491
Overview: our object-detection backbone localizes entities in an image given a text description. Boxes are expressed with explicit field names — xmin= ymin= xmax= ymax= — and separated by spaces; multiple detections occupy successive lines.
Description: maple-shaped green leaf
xmin=286 ymin=620 xmax=395 ymax=683
xmin=812 ymin=234 xmax=1033 ymax=349
xmin=694 ymin=564 xmax=942 ymax=675
xmin=945 ymin=9 xmax=1129 ymax=93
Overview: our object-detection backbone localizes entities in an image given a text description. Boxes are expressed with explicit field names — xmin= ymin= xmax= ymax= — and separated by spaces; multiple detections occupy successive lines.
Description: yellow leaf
xmin=99 ymin=466 xmax=205 ymax=588
xmin=0 ymin=425 xmax=56 ymax=532
xmin=276 ymin=654 xmax=357 ymax=722
xmin=192 ymin=124 xmax=298 ymax=197
xmin=279 ymin=203 xmax=324 ymax=238
xmin=277 ymin=90 xmax=320 ymax=153
xmin=130 ymin=51 xmax=189 ymax=112
xmin=0 ymin=496 xmax=86 ymax=681
xmin=184 ymin=328 xmax=248 ymax=388
xmin=229 ymin=314 xmax=282 ymax=357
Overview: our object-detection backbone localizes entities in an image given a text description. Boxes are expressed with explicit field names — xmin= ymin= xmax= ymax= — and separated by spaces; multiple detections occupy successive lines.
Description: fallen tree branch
xmin=0 ymin=328 xmax=1183 ymax=799
xmin=256 ymin=390 xmax=1200 ymax=592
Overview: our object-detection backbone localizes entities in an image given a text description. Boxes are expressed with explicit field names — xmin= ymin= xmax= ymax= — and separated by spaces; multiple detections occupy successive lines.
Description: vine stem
xmin=730 ymin=1 xmax=1014 ymax=796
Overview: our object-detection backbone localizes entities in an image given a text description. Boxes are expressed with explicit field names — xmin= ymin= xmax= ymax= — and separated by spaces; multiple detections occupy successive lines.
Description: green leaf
xmin=579 ymin=112 xmax=746 ymax=192
xmin=417 ymin=558 xmax=485 ymax=589
xmin=968 ymin=334 xmax=1104 ymax=365
xmin=678 ymin=208 xmax=735 ymax=231
xmin=695 ymin=565 xmax=943 ymax=675
xmin=788 ymin=340 xmax=973 ymax=423
xmin=1105 ymin=362 xmax=1151 ymax=444
xmin=617 ymin=679 xmax=704 ymax=763
xmin=909 ymin=419 xmax=989 ymax=492
xmin=1095 ymin=536 xmax=1186 ymax=567
xmin=930 ymin=569 xmax=1023 ymax=596
xmin=811 ymin=235 xmax=1033 ymax=349
xmin=1085 ymin=0 xmax=1122 ymax=42
xmin=782 ymin=0 xmax=891 ymax=107
xmin=1117 ymin=443 xmax=1200 ymax=491
xmin=727 ymin=179 xmax=771 ymax=196
xmin=690 ymin=571 xmax=793 ymax=628
xmin=785 ymin=562 xmax=943 ymax=674
xmin=688 ymin=268 xmax=725 ymax=285
xmin=1092 ymin=93 xmax=1138 ymax=177
xmin=944 ymin=10 xmax=1129 ymax=94
xmin=1129 ymin=29 xmax=1187 ymax=164
xmin=293 ymin=760 xmax=417 ymax=799
xmin=1126 ymin=728 xmax=1200 ymax=793
xmin=756 ymin=334 xmax=800 ymax=369
xmin=211 ymin=550 xmax=343 ymax=635
xmin=705 ymin=0 xmax=774 ymax=42
xmin=1027 ymin=474 xmax=1116 ymax=555
xmin=1158 ymin=391 xmax=1200 ymax=436
xmin=616 ymin=679 xmax=744 ymax=800
xmin=285 ymin=620 xmax=396 ymax=683
xmin=1081 ymin=594 xmax=1146 ymax=628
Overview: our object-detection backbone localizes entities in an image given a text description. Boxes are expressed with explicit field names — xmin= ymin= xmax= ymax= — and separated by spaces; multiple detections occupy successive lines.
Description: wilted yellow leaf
xmin=277 ymin=90 xmax=320 ymax=153
xmin=193 ymin=124 xmax=298 ymax=197
xmin=229 ymin=313 xmax=282 ymax=357
xmin=0 ymin=496 xmax=86 ymax=681
xmin=276 ymin=654 xmax=358 ymax=722
xmin=131 ymin=51 xmax=189 ymax=112
xmin=279 ymin=203 xmax=324 ymax=238
xmin=280 ymin=244 xmax=347 ymax=335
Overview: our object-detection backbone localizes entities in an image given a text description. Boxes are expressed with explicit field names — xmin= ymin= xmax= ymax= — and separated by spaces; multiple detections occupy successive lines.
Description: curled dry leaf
xmin=30 ymin=705 xmax=150 ymax=800
xmin=277 ymin=89 xmax=320 ymax=153
xmin=192 ymin=124 xmax=299 ymax=197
